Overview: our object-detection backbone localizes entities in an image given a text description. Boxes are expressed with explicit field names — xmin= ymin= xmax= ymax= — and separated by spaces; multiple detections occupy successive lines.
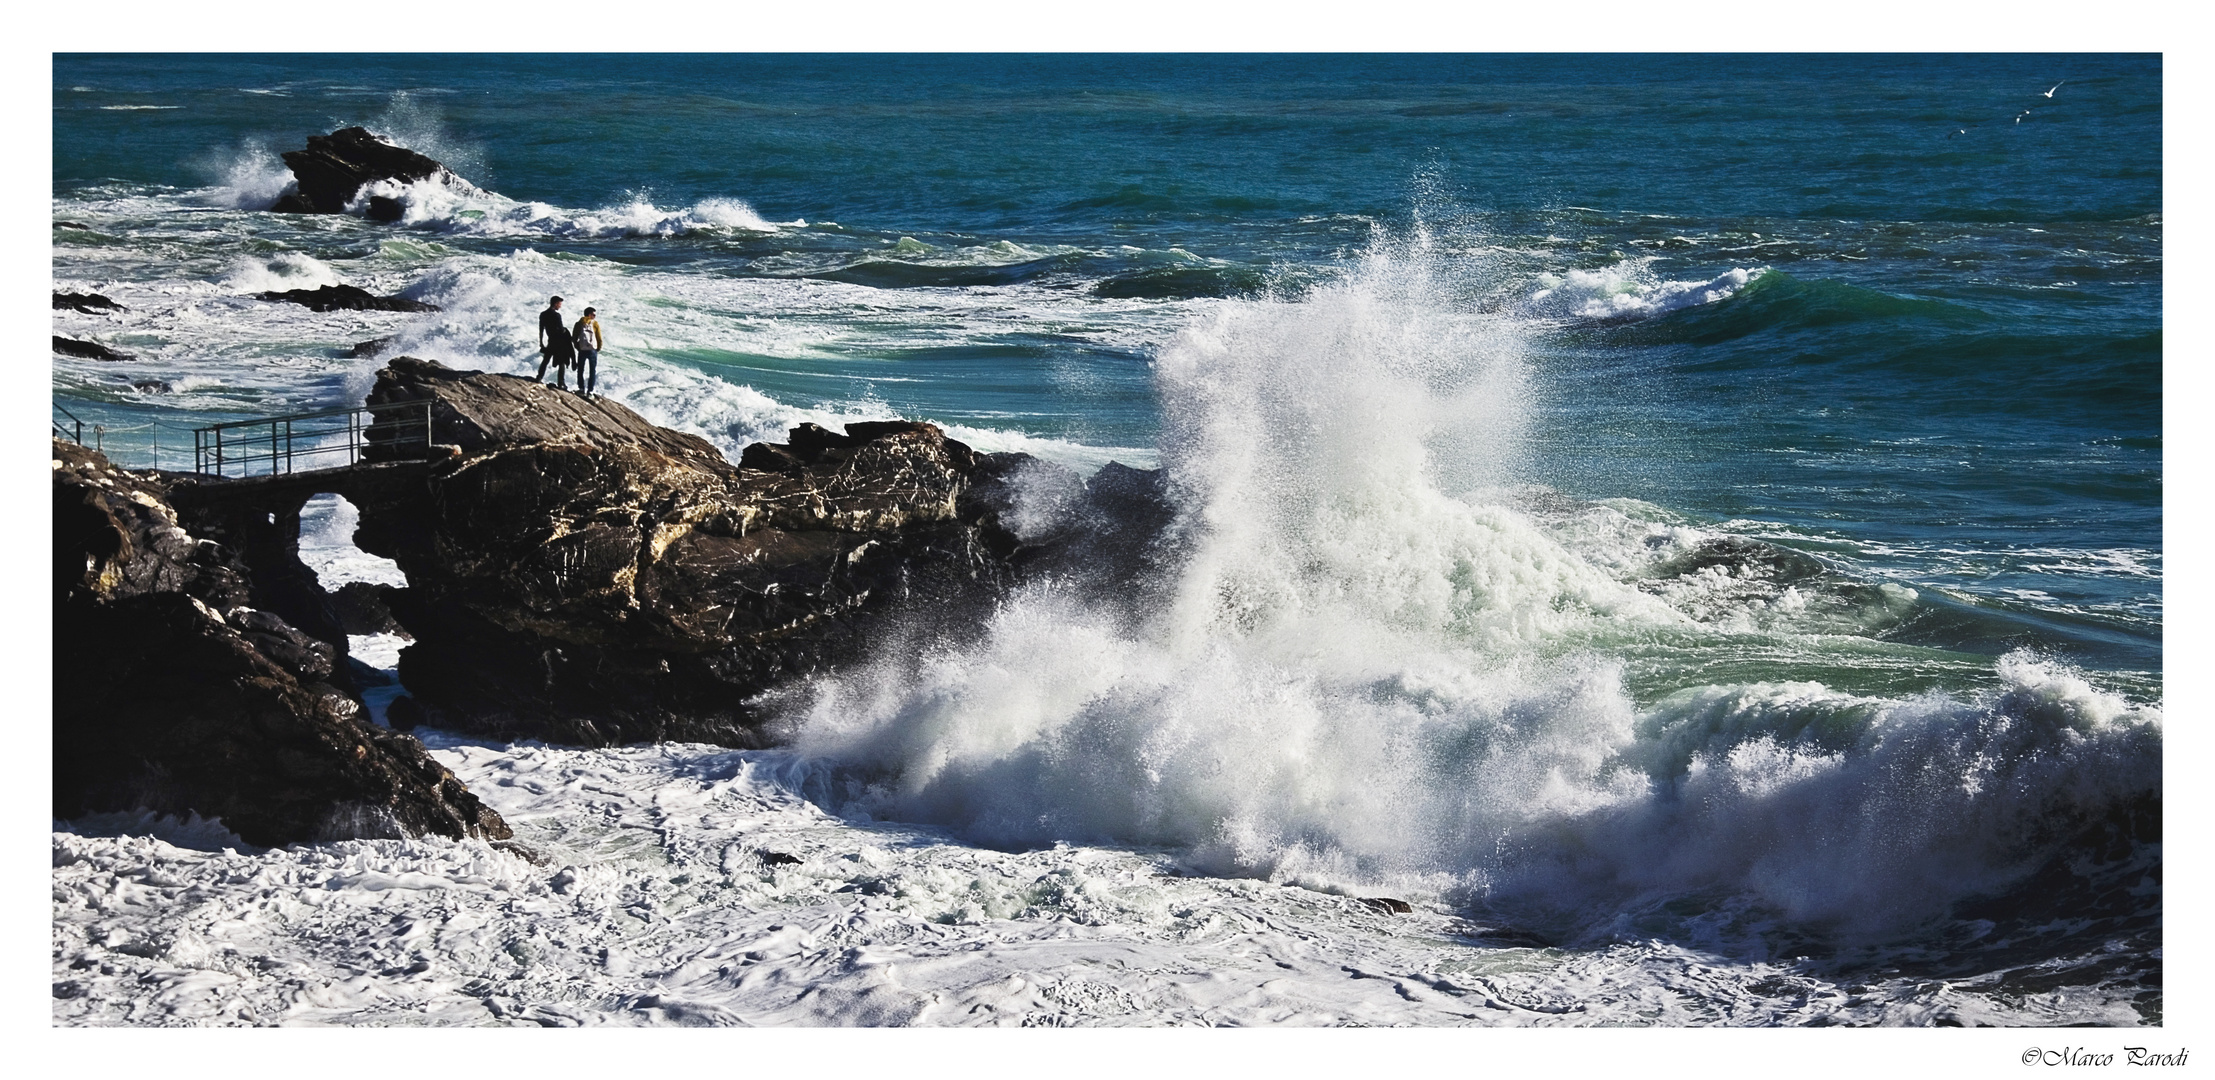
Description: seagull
xmin=2042 ymin=81 xmax=2065 ymax=98
xmin=2017 ymin=110 xmax=2032 ymax=123
xmin=1948 ymin=128 xmax=1967 ymax=138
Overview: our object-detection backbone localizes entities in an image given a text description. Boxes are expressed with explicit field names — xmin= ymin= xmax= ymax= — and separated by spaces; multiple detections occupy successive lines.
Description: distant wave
xmin=1522 ymin=260 xmax=1761 ymax=322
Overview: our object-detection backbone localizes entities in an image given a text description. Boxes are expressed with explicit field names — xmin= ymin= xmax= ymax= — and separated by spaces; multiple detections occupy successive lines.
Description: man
xmin=536 ymin=296 xmax=573 ymax=388
xmin=571 ymin=306 xmax=603 ymax=397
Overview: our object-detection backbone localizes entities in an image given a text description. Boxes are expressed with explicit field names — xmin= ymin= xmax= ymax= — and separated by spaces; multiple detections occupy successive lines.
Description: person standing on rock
xmin=536 ymin=295 xmax=574 ymax=388
xmin=571 ymin=306 xmax=603 ymax=398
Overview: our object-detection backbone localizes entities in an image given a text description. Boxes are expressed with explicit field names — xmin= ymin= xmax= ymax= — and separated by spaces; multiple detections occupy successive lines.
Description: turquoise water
xmin=52 ymin=54 xmax=2161 ymax=1011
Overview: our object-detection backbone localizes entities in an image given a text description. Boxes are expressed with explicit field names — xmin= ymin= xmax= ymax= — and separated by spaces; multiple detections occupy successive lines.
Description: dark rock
xmin=385 ymin=695 xmax=424 ymax=732
xmin=758 ymin=851 xmax=803 ymax=866
xmin=274 ymin=126 xmax=451 ymax=215
xmin=230 ymin=607 xmax=337 ymax=683
xmin=365 ymin=195 xmax=406 ymax=222
xmin=55 ymin=220 xmax=93 ymax=230
xmin=53 ymin=440 xmax=509 ymax=847
xmin=1358 ymin=897 xmax=1413 ymax=915
xmin=331 ymin=581 xmax=409 ymax=636
xmin=131 ymin=380 xmax=172 ymax=394
xmin=162 ymin=478 xmax=355 ymax=686
xmin=491 ymin=838 xmax=551 ymax=865
xmin=54 ymin=292 xmax=124 ymax=314
xmin=54 ymin=336 xmax=133 ymax=362
xmin=1650 ymin=535 xmax=1827 ymax=585
xmin=338 ymin=357 xmax=1041 ymax=747
xmin=256 ymin=285 xmax=440 ymax=313
xmin=347 ymin=336 xmax=396 ymax=359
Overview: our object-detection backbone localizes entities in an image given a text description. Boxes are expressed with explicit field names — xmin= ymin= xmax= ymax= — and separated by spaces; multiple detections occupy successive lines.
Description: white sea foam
xmin=1523 ymin=260 xmax=1760 ymax=322
xmin=299 ymin=494 xmax=407 ymax=589
xmin=773 ymin=238 xmax=2158 ymax=943
xmin=51 ymin=725 xmax=2148 ymax=1026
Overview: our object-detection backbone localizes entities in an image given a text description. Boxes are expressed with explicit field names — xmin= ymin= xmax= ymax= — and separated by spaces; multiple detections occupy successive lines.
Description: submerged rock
xmin=52 ymin=440 xmax=509 ymax=847
xmin=256 ymin=285 xmax=439 ymax=313
xmin=270 ymin=126 xmax=451 ymax=215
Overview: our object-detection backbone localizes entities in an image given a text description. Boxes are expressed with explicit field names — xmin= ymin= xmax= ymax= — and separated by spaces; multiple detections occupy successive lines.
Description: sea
xmin=50 ymin=53 xmax=2162 ymax=1029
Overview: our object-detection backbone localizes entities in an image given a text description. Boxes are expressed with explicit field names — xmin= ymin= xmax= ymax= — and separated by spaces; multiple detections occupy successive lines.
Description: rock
xmin=385 ymin=695 xmax=424 ymax=732
xmin=346 ymin=336 xmax=395 ymax=359
xmin=339 ymin=357 xmax=1045 ymax=747
xmin=53 ymin=440 xmax=509 ymax=847
xmin=331 ymin=581 xmax=410 ymax=636
xmin=53 ymin=336 xmax=133 ymax=362
xmin=131 ymin=380 xmax=172 ymax=394
xmin=1357 ymin=897 xmax=1414 ymax=915
xmin=229 ymin=607 xmax=337 ymax=683
xmin=54 ymin=292 xmax=124 ymax=314
xmin=256 ymin=285 xmax=440 ymax=313
xmin=273 ymin=126 xmax=451 ymax=215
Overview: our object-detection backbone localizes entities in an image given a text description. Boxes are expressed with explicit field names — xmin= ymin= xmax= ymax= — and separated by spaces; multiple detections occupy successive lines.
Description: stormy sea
xmin=51 ymin=53 xmax=2160 ymax=1028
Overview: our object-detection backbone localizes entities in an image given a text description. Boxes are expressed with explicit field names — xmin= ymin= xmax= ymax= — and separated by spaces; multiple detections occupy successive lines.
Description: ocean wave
xmin=773 ymin=239 xmax=2159 ymax=947
xmin=221 ymin=251 xmax=343 ymax=293
xmin=1522 ymin=260 xmax=1760 ymax=322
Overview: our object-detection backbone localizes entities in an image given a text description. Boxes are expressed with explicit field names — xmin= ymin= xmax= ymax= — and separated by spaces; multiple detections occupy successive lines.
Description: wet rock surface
xmin=54 ymin=292 xmax=124 ymax=314
xmin=52 ymin=440 xmax=509 ymax=847
xmin=348 ymin=357 xmax=1054 ymax=746
xmin=53 ymin=336 xmax=133 ymax=362
xmin=255 ymin=284 xmax=440 ymax=313
xmin=269 ymin=126 xmax=452 ymax=215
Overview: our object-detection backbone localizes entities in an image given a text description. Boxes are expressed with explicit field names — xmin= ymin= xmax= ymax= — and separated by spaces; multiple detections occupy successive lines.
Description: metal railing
xmin=53 ymin=402 xmax=85 ymax=445
xmin=192 ymin=400 xmax=434 ymax=477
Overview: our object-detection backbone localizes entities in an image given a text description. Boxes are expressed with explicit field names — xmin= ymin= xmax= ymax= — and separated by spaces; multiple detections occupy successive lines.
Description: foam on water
xmin=1522 ymin=259 xmax=1760 ymax=322
xmin=50 ymin=733 xmax=2149 ymax=1026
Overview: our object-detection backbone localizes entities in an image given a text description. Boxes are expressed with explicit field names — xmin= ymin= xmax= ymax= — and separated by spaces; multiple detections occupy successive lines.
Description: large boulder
xmin=269 ymin=126 xmax=452 ymax=216
xmin=52 ymin=440 xmax=510 ymax=847
xmin=347 ymin=358 xmax=1053 ymax=746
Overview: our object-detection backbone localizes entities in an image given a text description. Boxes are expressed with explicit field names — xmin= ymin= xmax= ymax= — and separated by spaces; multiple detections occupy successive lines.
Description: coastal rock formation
xmin=54 ymin=292 xmax=124 ymax=314
xmin=344 ymin=357 xmax=1052 ymax=747
xmin=256 ymin=284 xmax=440 ymax=313
xmin=269 ymin=126 xmax=451 ymax=216
xmin=52 ymin=440 xmax=510 ymax=847
xmin=53 ymin=336 xmax=133 ymax=362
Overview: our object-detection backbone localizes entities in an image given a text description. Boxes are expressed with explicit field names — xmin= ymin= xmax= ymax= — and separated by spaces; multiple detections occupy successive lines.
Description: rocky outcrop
xmin=270 ymin=126 xmax=451 ymax=216
xmin=53 ymin=336 xmax=132 ymax=362
xmin=54 ymin=292 xmax=124 ymax=314
xmin=339 ymin=357 xmax=1057 ymax=746
xmin=53 ymin=440 xmax=509 ymax=847
xmin=256 ymin=285 xmax=440 ymax=313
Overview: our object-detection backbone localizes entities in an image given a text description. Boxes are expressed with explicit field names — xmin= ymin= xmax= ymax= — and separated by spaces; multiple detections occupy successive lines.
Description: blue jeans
xmin=574 ymin=348 xmax=598 ymax=393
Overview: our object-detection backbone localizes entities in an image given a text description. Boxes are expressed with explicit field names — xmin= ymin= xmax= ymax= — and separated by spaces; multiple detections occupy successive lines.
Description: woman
xmin=570 ymin=306 xmax=603 ymax=397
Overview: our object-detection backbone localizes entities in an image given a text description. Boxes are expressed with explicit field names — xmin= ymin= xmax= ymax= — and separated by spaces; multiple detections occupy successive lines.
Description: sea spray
xmin=786 ymin=234 xmax=2162 ymax=948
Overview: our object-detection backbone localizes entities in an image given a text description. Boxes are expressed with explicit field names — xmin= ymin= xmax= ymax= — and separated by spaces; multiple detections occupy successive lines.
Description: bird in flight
xmin=2042 ymin=81 xmax=2065 ymax=98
